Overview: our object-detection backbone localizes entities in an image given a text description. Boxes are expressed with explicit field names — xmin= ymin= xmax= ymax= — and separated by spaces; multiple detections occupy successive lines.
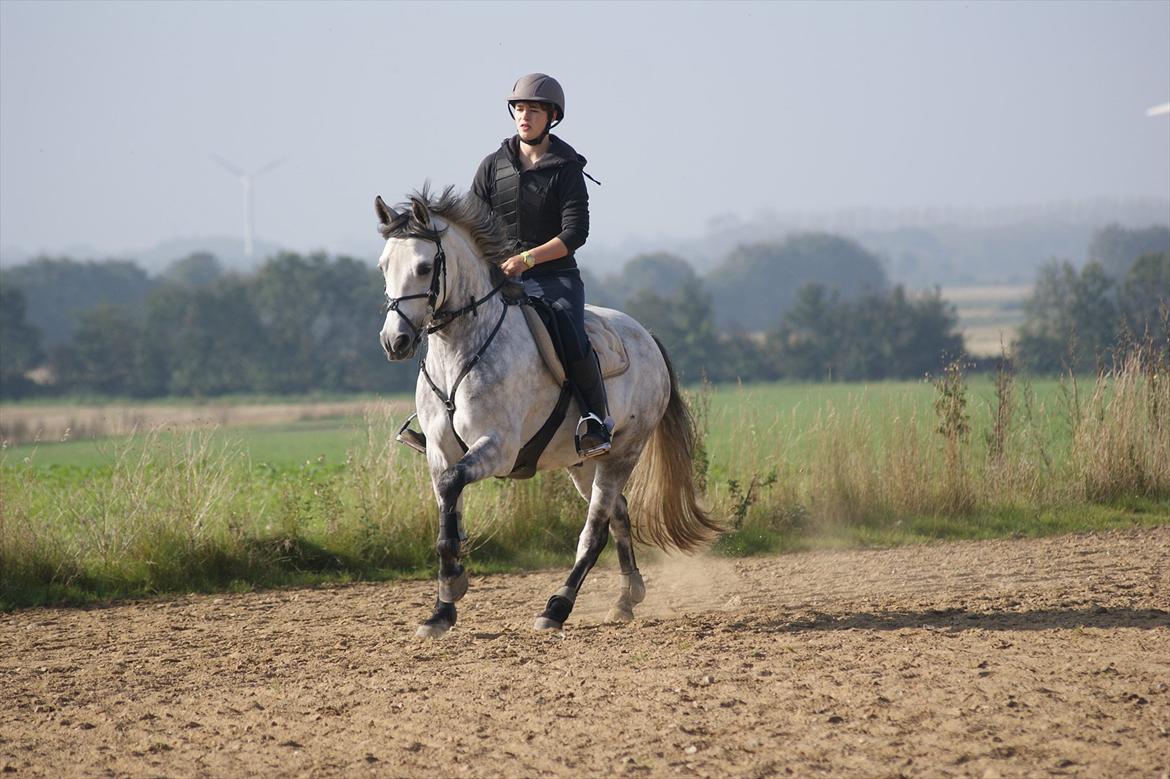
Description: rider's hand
xmin=501 ymin=255 xmax=528 ymax=278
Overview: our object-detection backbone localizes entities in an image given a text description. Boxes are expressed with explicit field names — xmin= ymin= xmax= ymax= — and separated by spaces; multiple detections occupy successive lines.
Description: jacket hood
xmin=503 ymin=134 xmax=587 ymax=171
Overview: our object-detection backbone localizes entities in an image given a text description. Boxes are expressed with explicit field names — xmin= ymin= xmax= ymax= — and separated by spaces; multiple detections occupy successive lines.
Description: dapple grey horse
xmin=376 ymin=187 xmax=720 ymax=637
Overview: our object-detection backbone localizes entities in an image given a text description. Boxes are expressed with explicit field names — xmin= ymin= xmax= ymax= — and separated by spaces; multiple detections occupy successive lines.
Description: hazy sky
xmin=1 ymin=0 xmax=1167 ymax=260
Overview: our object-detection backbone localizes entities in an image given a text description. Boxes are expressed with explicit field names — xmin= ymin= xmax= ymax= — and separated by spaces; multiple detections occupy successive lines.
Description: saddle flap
xmin=521 ymin=306 xmax=629 ymax=386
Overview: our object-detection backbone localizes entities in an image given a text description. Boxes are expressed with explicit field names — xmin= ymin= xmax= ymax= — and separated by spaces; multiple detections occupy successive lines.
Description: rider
xmin=471 ymin=73 xmax=612 ymax=457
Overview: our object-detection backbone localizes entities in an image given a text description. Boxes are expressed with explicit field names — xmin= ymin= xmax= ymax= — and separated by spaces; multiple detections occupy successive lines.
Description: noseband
xmin=384 ymin=235 xmax=449 ymax=347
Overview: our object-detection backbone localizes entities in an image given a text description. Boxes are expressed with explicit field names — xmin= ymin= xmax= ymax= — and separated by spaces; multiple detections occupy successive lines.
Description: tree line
xmin=1015 ymin=248 xmax=1169 ymax=374
xmin=598 ymin=251 xmax=961 ymax=385
xmin=1 ymin=223 xmax=1165 ymax=400
xmin=1 ymin=232 xmax=967 ymax=398
xmin=1 ymin=252 xmax=415 ymax=399
xmin=1014 ymin=223 xmax=1169 ymax=374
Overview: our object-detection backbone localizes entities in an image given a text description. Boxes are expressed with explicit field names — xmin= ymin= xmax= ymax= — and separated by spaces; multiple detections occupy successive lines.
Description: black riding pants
xmin=522 ymin=269 xmax=590 ymax=362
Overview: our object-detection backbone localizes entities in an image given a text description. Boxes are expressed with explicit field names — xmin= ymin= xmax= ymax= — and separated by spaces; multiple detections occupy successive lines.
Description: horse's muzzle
xmin=381 ymin=332 xmax=418 ymax=361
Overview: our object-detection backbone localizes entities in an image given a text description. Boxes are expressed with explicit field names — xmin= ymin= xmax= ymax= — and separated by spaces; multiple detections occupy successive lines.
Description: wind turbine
xmin=213 ymin=155 xmax=286 ymax=258
xmin=1146 ymin=102 xmax=1170 ymax=117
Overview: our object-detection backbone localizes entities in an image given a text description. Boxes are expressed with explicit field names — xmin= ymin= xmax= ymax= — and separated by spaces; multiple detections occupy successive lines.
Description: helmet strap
xmin=520 ymin=128 xmax=551 ymax=146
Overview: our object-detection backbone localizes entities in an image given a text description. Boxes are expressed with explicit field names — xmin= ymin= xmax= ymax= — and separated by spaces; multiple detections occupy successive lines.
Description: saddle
xmin=520 ymin=306 xmax=630 ymax=386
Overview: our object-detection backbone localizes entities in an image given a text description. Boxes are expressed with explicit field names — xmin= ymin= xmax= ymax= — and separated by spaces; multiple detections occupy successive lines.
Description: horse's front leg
xmin=416 ymin=435 xmax=505 ymax=638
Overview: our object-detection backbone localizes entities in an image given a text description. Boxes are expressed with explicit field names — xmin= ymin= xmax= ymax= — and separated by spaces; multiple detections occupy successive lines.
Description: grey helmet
xmin=508 ymin=73 xmax=565 ymax=127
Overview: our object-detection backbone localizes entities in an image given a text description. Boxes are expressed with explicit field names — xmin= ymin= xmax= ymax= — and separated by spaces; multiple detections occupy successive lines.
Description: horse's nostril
xmin=392 ymin=334 xmax=411 ymax=354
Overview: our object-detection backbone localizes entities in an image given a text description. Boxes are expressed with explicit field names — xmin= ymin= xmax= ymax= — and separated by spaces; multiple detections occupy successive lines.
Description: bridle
xmin=382 ymin=233 xmax=449 ymax=347
xmin=383 ymin=225 xmax=518 ymax=453
xmin=384 ymin=231 xmax=515 ymax=345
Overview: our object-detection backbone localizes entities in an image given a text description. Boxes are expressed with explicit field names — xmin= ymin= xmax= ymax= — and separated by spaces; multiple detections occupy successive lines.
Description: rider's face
xmin=513 ymin=102 xmax=551 ymax=142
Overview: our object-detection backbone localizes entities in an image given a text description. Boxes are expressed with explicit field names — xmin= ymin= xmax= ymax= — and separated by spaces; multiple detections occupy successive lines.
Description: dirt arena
xmin=2 ymin=527 xmax=1167 ymax=778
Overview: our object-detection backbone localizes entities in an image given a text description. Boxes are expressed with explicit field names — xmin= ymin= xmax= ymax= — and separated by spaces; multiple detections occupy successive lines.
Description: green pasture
xmin=4 ymin=417 xmax=370 ymax=470
xmin=700 ymin=376 xmax=1077 ymax=478
xmin=3 ymin=376 xmax=1071 ymax=471
xmin=3 ymin=369 xmax=1167 ymax=610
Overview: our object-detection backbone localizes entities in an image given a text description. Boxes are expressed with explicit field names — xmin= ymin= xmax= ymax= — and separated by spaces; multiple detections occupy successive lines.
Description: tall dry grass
xmin=0 ymin=402 xmax=588 ymax=606
xmin=1069 ymin=350 xmax=1170 ymax=501
xmin=3 ymin=344 xmax=1167 ymax=606
xmin=714 ymin=342 xmax=1169 ymax=552
xmin=1 ymin=428 xmax=246 ymax=597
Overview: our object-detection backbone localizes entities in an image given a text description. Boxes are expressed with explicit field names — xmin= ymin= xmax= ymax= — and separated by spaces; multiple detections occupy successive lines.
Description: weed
xmin=686 ymin=380 xmax=713 ymax=492
xmin=933 ymin=359 xmax=974 ymax=514
xmin=986 ymin=351 xmax=1014 ymax=468
xmin=726 ymin=468 xmax=778 ymax=529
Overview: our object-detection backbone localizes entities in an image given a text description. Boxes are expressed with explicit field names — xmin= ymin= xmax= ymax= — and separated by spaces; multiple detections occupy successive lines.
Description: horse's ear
xmin=410 ymin=197 xmax=431 ymax=228
xmin=374 ymin=195 xmax=400 ymax=226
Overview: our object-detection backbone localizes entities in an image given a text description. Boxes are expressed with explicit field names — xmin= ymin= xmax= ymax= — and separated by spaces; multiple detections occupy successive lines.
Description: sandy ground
xmin=2 ymin=527 xmax=1167 ymax=778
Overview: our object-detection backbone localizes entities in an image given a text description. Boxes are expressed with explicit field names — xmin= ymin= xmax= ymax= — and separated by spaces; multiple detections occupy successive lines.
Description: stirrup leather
xmin=574 ymin=413 xmax=612 ymax=459
xmin=396 ymin=413 xmax=427 ymax=455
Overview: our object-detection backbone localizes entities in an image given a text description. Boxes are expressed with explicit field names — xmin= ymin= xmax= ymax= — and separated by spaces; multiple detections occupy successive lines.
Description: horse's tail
xmin=626 ymin=335 xmax=724 ymax=553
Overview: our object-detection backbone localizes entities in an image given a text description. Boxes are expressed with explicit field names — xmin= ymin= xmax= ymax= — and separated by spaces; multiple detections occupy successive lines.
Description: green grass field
xmin=701 ymin=376 xmax=1076 ymax=477
xmin=0 ymin=376 xmax=1070 ymax=471
xmin=3 ymin=360 xmax=1168 ymax=610
xmin=4 ymin=416 xmax=370 ymax=470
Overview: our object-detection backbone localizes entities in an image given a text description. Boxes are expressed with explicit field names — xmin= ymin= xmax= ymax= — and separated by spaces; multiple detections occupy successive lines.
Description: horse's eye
xmin=417 ymin=264 xmax=432 ymax=276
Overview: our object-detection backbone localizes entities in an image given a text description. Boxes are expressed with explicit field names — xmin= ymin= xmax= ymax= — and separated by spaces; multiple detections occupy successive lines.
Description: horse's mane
xmin=380 ymin=184 xmax=512 ymax=267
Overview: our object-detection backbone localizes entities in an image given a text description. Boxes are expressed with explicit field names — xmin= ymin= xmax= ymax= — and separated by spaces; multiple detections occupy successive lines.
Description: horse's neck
xmin=428 ymin=231 xmax=506 ymax=358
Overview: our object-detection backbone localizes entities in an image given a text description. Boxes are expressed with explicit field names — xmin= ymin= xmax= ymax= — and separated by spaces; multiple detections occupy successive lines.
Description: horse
xmin=375 ymin=186 xmax=721 ymax=637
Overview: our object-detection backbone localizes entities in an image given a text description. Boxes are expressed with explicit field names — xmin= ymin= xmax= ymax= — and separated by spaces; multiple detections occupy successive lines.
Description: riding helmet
xmin=507 ymin=73 xmax=565 ymax=122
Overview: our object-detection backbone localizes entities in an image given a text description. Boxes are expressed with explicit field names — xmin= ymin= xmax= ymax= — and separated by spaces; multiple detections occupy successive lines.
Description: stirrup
xmin=396 ymin=413 xmax=427 ymax=455
xmin=574 ymin=413 xmax=612 ymax=459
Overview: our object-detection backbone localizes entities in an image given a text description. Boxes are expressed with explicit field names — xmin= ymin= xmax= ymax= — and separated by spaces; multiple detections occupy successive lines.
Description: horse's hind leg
xmin=605 ymin=496 xmax=646 ymax=623
xmin=535 ymin=459 xmax=635 ymax=631
xmin=566 ymin=464 xmax=645 ymax=624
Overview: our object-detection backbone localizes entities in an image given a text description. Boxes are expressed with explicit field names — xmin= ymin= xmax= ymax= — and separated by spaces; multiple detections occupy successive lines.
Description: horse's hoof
xmin=535 ymin=592 xmax=575 ymax=631
xmin=417 ymin=600 xmax=456 ymax=638
xmin=415 ymin=620 xmax=452 ymax=638
xmin=438 ymin=568 xmax=469 ymax=603
xmin=620 ymin=570 xmax=646 ymax=604
xmin=606 ymin=606 xmax=635 ymax=623
xmin=533 ymin=589 xmax=574 ymax=631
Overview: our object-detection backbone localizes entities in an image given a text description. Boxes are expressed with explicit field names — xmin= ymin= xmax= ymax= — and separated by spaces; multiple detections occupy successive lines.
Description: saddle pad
xmin=521 ymin=305 xmax=630 ymax=386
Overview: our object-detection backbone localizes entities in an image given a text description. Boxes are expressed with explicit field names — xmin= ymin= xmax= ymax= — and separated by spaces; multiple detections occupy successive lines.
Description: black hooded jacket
xmin=470 ymin=135 xmax=590 ymax=276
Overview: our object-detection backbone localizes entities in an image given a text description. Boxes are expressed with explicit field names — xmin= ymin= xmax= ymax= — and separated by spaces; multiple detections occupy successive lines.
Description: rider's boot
xmin=568 ymin=349 xmax=614 ymax=458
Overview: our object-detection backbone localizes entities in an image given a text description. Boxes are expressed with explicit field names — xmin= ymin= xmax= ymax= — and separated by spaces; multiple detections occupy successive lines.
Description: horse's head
xmin=375 ymin=195 xmax=445 ymax=360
